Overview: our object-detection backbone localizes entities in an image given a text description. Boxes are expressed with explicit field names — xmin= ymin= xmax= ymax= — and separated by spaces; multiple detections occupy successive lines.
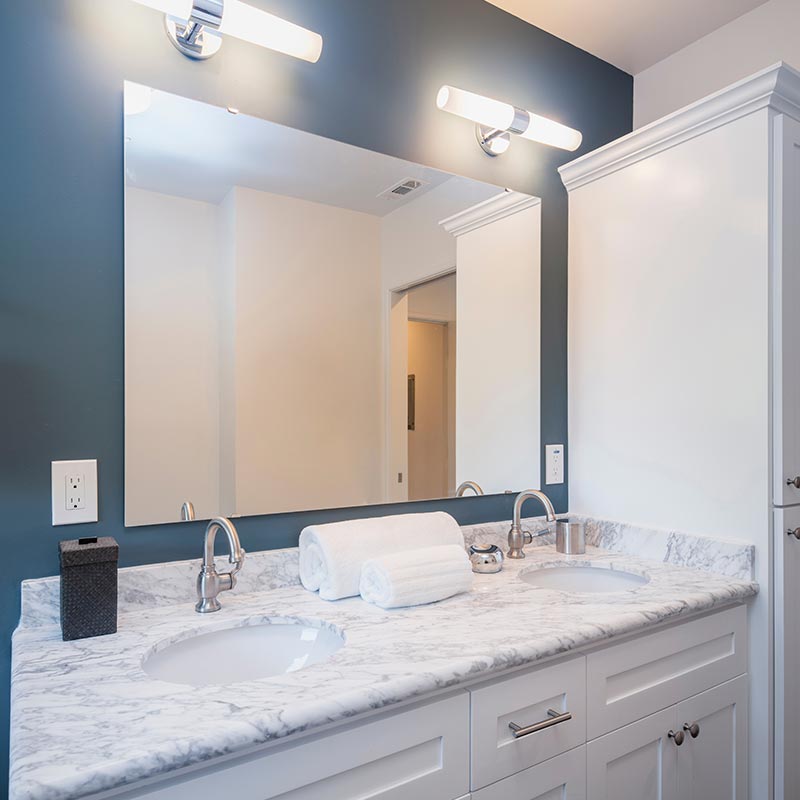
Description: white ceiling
xmin=485 ymin=0 xmax=770 ymax=74
xmin=124 ymin=85 xmax=501 ymax=216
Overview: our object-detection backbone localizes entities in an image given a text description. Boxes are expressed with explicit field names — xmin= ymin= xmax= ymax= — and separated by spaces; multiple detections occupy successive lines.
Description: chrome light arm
xmin=165 ymin=0 xmax=224 ymax=60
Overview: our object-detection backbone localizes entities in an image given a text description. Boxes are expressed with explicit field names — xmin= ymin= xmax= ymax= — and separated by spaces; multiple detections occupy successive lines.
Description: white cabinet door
xmin=776 ymin=505 xmax=800 ymax=800
xmin=587 ymin=707 xmax=678 ymax=800
xmin=120 ymin=692 xmax=470 ymax=800
xmin=773 ymin=113 xmax=800 ymax=506
xmin=472 ymin=747 xmax=586 ymax=800
xmin=675 ymin=676 xmax=747 ymax=800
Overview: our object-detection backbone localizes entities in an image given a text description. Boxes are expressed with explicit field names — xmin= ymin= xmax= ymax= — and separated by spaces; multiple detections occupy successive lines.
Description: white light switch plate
xmin=52 ymin=459 xmax=98 ymax=525
xmin=545 ymin=444 xmax=565 ymax=485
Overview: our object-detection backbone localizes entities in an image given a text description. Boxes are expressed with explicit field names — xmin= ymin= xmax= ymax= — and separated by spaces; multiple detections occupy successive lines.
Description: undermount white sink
xmin=142 ymin=618 xmax=344 ymax=687
xmin=521 ymin=564 xmax=649 ymax=593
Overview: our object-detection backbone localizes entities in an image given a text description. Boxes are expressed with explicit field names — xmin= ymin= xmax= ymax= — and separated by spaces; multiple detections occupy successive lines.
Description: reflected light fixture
xmin=436 ymin=86 xmax=582 ymax=156
xmin=130 ymin=0 xmax=323 ymax=62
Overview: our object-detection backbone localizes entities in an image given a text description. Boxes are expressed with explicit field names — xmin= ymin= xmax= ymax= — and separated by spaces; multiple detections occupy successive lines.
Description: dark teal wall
xmin=0 ymin=0 xmax=631 ymax=789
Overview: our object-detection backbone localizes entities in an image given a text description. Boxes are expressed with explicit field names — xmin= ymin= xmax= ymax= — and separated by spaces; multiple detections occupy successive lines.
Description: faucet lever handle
xmin=229 ymin=548 xmax=246 ymax=577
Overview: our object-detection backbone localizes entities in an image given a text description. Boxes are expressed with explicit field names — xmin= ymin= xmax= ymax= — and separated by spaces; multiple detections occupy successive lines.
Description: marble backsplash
xmin=20 ymin=514 xmax=754 ymax=628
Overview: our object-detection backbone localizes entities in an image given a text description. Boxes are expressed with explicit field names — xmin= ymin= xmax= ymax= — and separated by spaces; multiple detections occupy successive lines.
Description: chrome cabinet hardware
xmin=787 ymin=476 xmax=800 ymax=488
xmin=668 ymin=729 xmax=685 ymax=746
xmin=683 ymin=721 xmax=700 ymax=738
xmin=508 ymin=708 xmax=572 ymax=738
xmin=788 ymin=528 xmax=800 ymax=540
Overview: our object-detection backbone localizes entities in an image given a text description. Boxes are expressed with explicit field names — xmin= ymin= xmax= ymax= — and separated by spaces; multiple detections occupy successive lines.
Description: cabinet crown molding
xmin=439 ymin=190 xmax=541 ymax=237
xmin=559 ymin=61 xmax=800 ymax=192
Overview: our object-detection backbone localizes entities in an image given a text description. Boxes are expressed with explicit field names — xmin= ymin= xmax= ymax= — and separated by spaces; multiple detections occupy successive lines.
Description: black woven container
xmin=59 ymin=536 xmax=119 ymax=641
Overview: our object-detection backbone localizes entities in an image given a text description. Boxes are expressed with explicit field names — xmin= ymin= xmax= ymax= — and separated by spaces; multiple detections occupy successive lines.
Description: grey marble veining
xmin=19 ymin=515 xmax=753 ymax=628
xmin=11 ymin=543 xmax=756 ymax=800
xmin=461 ymin=515 xmax=755 ymax=580
xmin=20 ymin=547 xmax=302 ymax=628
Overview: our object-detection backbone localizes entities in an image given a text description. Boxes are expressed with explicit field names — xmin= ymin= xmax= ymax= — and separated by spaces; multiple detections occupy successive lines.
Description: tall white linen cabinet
xmin=560 ymin=62 xmax=800 ymax=800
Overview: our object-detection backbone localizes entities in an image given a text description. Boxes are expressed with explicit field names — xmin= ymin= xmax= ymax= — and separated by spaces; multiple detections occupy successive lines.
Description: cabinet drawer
xmin=470 ymin=655 xmax=586 ymax=790
xmin=472 ymin=746 xmax=586 ymax=800
xmin=119 ymin=692 xmax=470 ymax=800
xmin=586 ymin=605 xmax=746 ymax=739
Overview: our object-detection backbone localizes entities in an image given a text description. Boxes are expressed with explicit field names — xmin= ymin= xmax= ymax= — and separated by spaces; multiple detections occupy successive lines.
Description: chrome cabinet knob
xmin=787 ymin=476 xmax=800 ymax=489
xmin=668 ymin=729 xmax=685 ymax=746
xmin=683 ymin=721 xmax=700 ymax=739
xmin=788 ymin=528 xmax=800 ymax=540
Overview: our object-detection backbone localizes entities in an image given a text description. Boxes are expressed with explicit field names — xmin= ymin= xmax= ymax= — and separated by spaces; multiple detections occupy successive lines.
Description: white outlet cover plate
xmin=52 ymin=459 xmax=98 ymax=525
xmin=545 ymin=444 xmax=565 ymax=485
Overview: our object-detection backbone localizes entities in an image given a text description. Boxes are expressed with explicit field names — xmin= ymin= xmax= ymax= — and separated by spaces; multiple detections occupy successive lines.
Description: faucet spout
xmin=196 ymin=517 xmax=245 ymax=613
xmin=455 ymin=480 xmax=484 ymax=497
xmin=507 ymin=489 xmax=556 ymax=559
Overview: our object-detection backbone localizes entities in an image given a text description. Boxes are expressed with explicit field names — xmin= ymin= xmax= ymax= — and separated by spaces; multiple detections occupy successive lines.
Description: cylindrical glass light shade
xmin=130 ymin=0 xmax=323 ymax=63
xmin=436 ymin=86 xmax=516 ymax=132
xmin=131 ymin=0 xmax=194 ymax=19
xmin=219 ymin=0 xmax=323 ymax=62
xmin=520 ymin=114 xmax=583 ymax=151
xmin=436 ymin=85 xmax=582 ymax=152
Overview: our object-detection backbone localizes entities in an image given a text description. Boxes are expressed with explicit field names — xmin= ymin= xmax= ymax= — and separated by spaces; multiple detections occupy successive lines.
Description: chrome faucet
xmin=507 ymin=489 xmax=556 ymax=559
xmin=196 ymin=517 xmax=246 ymax=613
xmin=455 ymin=480 xmax=484 ymax=497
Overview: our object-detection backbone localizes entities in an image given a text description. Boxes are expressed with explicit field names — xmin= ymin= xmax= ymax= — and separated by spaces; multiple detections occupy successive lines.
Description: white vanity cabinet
xmin=587 ymin=707 xmax=678 ymax=800
xmin=111 ymin=606 xmax=746 ymax=800
xmin=116 ymin=692 xmax=472 ymax=800
xmin=472 ymin=746 xmax=587 ymax=800
xmin=587 ymin=676 xmax=747 ymax=800
xmin=560 ymin=62 xmax=800 ymax=800
xmin=675 ymin=677 xmax=748 ymax=800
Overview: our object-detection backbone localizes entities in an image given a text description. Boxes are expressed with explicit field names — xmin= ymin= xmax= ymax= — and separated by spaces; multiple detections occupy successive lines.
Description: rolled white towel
xmin=299 ymin=512 xmax=464 ymax=600
xmin=359 ymin=545 xmax=473 ymax=609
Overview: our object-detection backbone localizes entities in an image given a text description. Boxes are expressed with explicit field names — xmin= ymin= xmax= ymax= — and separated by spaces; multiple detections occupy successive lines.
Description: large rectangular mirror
xmin=124 ymin=83 xmax=542 ymax=526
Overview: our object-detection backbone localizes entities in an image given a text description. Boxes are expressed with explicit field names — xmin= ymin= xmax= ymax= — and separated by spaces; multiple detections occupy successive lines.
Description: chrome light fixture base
xmin=476 ymin=124 xmax=511 ymax=157
xmin=165 ymin=15 xmax=222 ymax=59
xmin=164 ymin=0 xmax=224 ymax=60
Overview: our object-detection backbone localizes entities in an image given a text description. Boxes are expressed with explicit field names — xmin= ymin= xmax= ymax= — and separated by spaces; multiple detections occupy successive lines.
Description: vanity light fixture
xmin=436 ymin=86 xmax=582 ymax=156
xmin=130 ymin=0 xmax=323 ymax=62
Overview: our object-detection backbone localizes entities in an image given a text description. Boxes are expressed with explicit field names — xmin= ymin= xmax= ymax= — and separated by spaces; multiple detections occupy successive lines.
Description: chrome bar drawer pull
xmin=508 ymin=708 xmax=572 ymax=738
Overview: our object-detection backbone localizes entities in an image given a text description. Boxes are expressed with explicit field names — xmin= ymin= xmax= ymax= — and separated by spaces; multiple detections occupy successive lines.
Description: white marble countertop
xmin=10 ymin=542 xmax=757 ymax=800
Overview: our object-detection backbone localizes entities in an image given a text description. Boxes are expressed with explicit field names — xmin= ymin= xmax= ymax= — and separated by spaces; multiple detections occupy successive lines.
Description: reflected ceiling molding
xmin=439 ymin=190 xmax=541 ymax=237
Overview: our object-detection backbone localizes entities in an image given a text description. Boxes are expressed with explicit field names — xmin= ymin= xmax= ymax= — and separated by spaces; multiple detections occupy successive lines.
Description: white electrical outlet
xmin=52 ymin=460 xmax=98 ymax=525
xmin=66 ymin=473 xmax=85 ymax=510
xmin=545 ymin=444 xmax=565 ymax=485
